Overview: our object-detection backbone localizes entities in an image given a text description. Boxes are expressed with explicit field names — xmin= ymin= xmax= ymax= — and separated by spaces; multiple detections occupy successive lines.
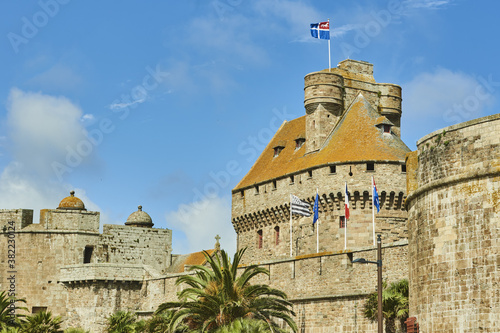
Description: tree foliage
xmin=21 ymin=311 xmax=62 ymax=333
xmin=156 ymin=248 xmax=297 ymax=332
xmin=0 ymin=291 xmax=27 ymax=329
xmin=364 ymin=279 xmax=409 ymax=333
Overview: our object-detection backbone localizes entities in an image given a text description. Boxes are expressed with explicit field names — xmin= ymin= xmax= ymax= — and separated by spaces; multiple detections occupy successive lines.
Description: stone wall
xmin=0 ymin=207 xmax=173 ymax=331
xmin=233 ymin=162 xmax=407 ymax=264
xmin=136 ymin=241 xmax=408 ymax=333
xmin=406 ymin=113 xmax=500 ymax=332
xmin=95 ymin=225 xmax=172 ymax=273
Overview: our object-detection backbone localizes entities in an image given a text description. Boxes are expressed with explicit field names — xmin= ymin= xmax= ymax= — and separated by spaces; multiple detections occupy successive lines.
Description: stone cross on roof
xmin=215 ymin=234 xmax=221 ymax=251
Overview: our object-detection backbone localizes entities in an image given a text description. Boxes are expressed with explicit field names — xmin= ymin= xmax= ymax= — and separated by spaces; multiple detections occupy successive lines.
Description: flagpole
xmin=290 ymin=193 xmax=293 ymax=257
xmin=328 ymin=19 xmax=331 ymax=72
xmin=372 ymin=176 xmax=376 ymax=247
xmin=316 ymin=189 xmax=319 ymax=253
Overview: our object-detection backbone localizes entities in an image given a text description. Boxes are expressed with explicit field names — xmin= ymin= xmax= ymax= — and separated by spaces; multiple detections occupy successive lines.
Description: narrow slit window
xmin=272 ymin=180 xmax=277 ymax=190
xmin=308 ymin=170 xmax=313 ymax=178
xmin=401 ymin=164 xmax=407 ymax=173
xmin=274 ymin=226 xmax=280 ymax=245
xmin=290 ymin=175 xmax=294 ymax=184
xmin=84 ymin=246 xmax=93 ymax=264
xmin=255 ymin=186 xmax=259 ymax=195
xmin=257 ymin=230 xmax=263 ymax=249
xmin=339 ymin=216 xmax=346 ymax=228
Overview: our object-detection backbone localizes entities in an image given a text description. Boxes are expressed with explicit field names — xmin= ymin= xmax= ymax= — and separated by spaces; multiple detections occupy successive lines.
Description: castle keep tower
xmin=230 ymin=60 xmax=410 ymax=331
xmin=232 ymin=59 xmax=410 ymax=264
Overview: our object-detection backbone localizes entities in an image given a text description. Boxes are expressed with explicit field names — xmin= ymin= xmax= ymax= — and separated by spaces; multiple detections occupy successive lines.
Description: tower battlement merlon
xmin=0 ymin=208 xmax=34 ymax=230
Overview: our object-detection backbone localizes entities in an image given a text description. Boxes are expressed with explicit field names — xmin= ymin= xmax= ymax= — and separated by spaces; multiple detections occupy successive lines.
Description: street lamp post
xmin=353 ymin=234 xmax=383 ymax=333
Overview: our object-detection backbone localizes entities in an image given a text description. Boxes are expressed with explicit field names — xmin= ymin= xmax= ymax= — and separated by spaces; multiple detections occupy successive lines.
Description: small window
xmin=32 ymin=306 xmax=48 ymax=314
xmin=290 ymin=175 xmax=294 ymax=184
xmin=401 ymin=164 xmax=407 ymax=173
xmin=383 ymin=124 xmax=391 ymax=133
xmin=272 ymin=180 xmax=277 ymax=190
xmin=274 ymin=226 xmax=280 ymax=245
xmin=307 ymin=170 xmax=313 ymax=178
xmin=84 ymin=246 xmax=93 ymax=264
xmin=240 ymin=190 xmax=245 ymax=198
xmin=339 ymin=216 xmax=346 ymax=228
xmin=366 ymin=163 xmax=375 ymax=171
xmin=255 ymin=186 xmax=259 ymax=195
xmin=312 ymin=120 xmax=316 ymax=128
xmin=257 ymin=230 xmax=263 ymax=249
xmin=295 ymin=138 xmax=305 ymax=150
xmin=273 ymin=146 xmax=284 ymax=157
xmin=330 ymin=165 xmax=336 ymax=174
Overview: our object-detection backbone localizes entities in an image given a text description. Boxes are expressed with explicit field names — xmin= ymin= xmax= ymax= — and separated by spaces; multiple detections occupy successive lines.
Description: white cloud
xmin=404 ymin=68 xmax=494 ymax=119
xmin=165 ymin=195 xmax=236 ymax=255
xmin=7 ymin=88 xmax=89 ymax=175
xmin=0 ymin=88 xmax=103 ymax=225
xmin=109 ymin=98 xmax=146 ymax=110
xmin=403 ymin=0 xmax=452 ymax=9
xmin=402 ymin=68 xmax=496 ymax=146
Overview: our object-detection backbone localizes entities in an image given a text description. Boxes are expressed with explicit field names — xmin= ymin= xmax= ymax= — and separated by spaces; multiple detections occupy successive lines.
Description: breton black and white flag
xmin=291 ymin=194 xmax=312 ymax=217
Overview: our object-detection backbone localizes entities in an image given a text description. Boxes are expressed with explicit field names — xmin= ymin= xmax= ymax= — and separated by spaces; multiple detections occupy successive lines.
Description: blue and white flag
xmin=373 ymin=177 xmax=380 ymax=213
xmin=291 ymin=194 xmax=311 ymax=217
xmin=310 ymin=21 xmax=330 ymax=40
xmin=313 ymin=192 xmax=319 ymax=225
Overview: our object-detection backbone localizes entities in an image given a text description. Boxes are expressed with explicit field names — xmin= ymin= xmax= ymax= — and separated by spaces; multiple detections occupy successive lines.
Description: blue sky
xmin=1 ymin=0 xmax=499 ymax=255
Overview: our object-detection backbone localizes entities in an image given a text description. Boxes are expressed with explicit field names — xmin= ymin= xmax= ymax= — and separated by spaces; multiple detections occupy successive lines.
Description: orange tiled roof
xmin=234 ymin=94 xmax=410 ymax=190
xmin=173 ymin=249 xmax=215 ymax=273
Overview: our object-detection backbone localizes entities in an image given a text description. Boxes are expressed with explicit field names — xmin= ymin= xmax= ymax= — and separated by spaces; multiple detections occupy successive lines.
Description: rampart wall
xmin=134 ymin=241 xmax=408 ymax=333
xmin=406 ymin=113 xmax=500 ymax=332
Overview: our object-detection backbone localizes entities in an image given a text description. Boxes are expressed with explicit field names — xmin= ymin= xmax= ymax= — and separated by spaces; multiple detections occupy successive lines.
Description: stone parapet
xmin=59 ymin=263 xmax=145 ymax=282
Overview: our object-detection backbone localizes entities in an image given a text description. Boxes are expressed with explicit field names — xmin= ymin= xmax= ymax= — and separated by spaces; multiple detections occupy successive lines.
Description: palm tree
xmin=212 ymin=318 xmax=287 ymax=333
xmin=106 ymin=311 xmax=138 ymax=333
xmin=21 ymin=311 xmax=63 ymax=333
xmin=143 ymin=311 xmax=188 ymax=333
xmin=364 ymin=279 xmax=409 ymax=333
xmin=0 ymin=291 xmax=27 ymax=328
xmin=156 ymin=248 xmax=297 ymax=332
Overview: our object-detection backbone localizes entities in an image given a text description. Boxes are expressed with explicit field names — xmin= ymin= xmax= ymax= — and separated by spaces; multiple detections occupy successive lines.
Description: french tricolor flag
xmin=310 ymin=21 xmax=330 ymax=40
xmin=345 ymin=182 xmax=350 ymax=220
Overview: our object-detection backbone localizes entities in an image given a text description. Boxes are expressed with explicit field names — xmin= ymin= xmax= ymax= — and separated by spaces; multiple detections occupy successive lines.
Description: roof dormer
xmin=375 ymin=116 xmax=394 ymax=134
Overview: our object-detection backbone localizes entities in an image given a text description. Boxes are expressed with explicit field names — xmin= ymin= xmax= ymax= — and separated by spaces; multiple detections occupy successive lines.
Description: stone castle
xmin=0 ymin=59 xmax=498 ymax=332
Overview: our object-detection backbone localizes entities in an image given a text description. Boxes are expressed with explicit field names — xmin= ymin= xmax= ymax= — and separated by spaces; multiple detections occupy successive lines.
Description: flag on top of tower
xmin=310 ymin=21 xmax=330 ymax=40
xmin=291 ymin=194 xmax=311 ymax=217
xmin=313 ymin=191 xmax=319 ymax=225
xmin=344 ymin=183 xmax=350 ymax=220
xmin=373 ymin=177 xmax=380 ymax=213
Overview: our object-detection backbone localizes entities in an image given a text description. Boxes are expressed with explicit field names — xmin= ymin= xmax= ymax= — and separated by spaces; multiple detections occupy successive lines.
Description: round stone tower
xmin=405 ymin=114 xmax=500 ymax=332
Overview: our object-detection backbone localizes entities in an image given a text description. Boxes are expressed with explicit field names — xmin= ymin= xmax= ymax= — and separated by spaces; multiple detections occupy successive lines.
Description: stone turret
xmin=304 ymin=59 xmax=403 ymax=154
xmin=125 ymin=205 xmax=154 ymax=228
